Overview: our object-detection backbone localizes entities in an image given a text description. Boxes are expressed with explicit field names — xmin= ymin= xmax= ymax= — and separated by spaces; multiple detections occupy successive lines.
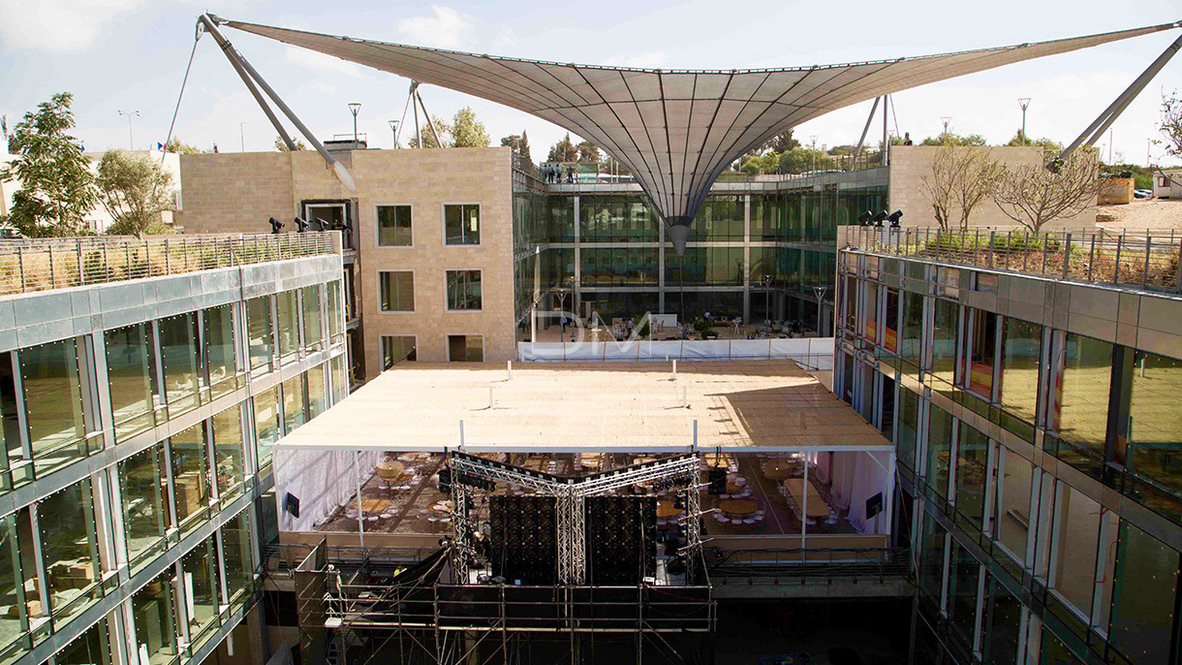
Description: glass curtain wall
xmin=106 ymin=324 xmax=158 ymax=442
xmin=19 ymin=339 xmax=88 ymax=474
xmin=119 ymin=444 xmax=171 ymax=568
xmin=204 ymin=304 xmax=238 ymax=399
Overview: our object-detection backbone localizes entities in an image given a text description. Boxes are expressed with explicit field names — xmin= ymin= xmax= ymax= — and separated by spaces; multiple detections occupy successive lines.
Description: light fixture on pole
xmin=809 ymin=135 xmax=818 ymax=172
xmin=763 ymin=274 xmax=773 ymax=323
xmin=388 ymin=119 xmax=399 ymax=149
xmin=940 ymin=116 xmax=951 ymax=140
xmin=240 ymin=121 xmax=248 ymax=152
xmin=1017 ymin=98 xmax=1031 ymax=146
xmin=348 ymin=102 xmax=362 ymax=147
xmin=813 ymin=286 xmax=828 ymax=336
xmin=117 ymin=110 xmax=139 ymax=150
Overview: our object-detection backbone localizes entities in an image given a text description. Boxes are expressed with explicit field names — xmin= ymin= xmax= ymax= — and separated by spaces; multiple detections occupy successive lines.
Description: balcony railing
xmin=0 ymin=232 xmax=340 ymax=296
xmin=843 ymin=225 xmax=1182 ymax=293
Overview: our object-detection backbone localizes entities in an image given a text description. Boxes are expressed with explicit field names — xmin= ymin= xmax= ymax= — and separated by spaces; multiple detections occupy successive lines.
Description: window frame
xmin=377 ymin=270 xmax=416 ymax=313
xmin=446 ymin=334 xmax=485 ymax=362
xmin=374 ymin=203 xmax=414 ymax=248
xmin=444 ymin=269 xmax=483 ymax=312
xmin=380 ymin=335 xmax=418 ymax=370
xmin=442 ymin=203 xmax=482 ymax=246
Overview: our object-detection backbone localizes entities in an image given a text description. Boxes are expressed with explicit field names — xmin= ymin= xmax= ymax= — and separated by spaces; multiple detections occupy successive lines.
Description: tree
xmin=576 ymin=140 xmax=600 ymax=163
xmin=920 ymin=132 xmax=987 ymax=147
xmin=1 ymin=93 xmax=98 ymax=237
xmin=760 ymin=129 xmax=799 ymax=154
xmin=96 ymin=149 xmax=175 ymax=237
xmin=1004 ymin=131 xmax=1063 ymax=152
xmin=547 ymin=133 xmax=578 ymax=162
xmin=407 ymin=116 xmax=452 ymax=148
xmin=500 ymin=130 xmax=532 ymax=161
xmin=740 ymin=151 xmax=780 ymax=175
xmin=777 ymin=146 xmax=836 ymax=174
xmin=1159 ymin=89 xmax=1182 ymax=159
xmin=991 ymin=150 xmax=1100 ymax=233
xmin=919 ymin=145 xmax=1002 ymax=231
xmin=451 ymin=106 xmax=490 ymax=148
xmin=599 ymin=153 xmax=630 ymax=176
xmin=274 ymin=136 xmax=309 ymax=152
xmin=165 ymin=137 xmax=202 ymax=154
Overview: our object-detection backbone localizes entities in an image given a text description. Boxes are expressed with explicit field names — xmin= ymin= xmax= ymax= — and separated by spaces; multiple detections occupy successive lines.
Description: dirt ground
xmin=1096 ymin=197 xmax=1182 ymax=231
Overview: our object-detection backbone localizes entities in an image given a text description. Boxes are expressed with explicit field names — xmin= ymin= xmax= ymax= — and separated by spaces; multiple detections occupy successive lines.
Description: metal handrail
xmin=0 ymin=232 xmax=339 ymax=296
xmin=842 ymin=225 xmax=1182 ymax=294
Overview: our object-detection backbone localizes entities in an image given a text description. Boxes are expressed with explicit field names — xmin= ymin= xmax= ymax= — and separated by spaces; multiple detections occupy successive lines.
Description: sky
xmin=3 ymin=0 xmax=1182 ymax=167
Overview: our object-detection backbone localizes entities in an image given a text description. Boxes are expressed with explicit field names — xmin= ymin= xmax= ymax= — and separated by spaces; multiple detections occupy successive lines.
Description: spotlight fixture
xmin=871 ymin=211 xmax=888 ymax=226
xmin=294 ymin=217 xmax=310 ymax=233
xmin=268 ymin=217 xmax=284 ymax=234
xmin=857 ymin=211 xmax=873 ymax=226
xmin=309 ymin=218 xmax=325 ymax=232
xmin=887 ymin=210 xmax=904 ymax=227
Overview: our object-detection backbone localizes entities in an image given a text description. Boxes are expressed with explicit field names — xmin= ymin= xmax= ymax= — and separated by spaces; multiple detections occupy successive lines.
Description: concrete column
xmin=743 ymin=194 xmax=751 ymax=324
xmin=572 ymin=196 xmax=581 ymax=312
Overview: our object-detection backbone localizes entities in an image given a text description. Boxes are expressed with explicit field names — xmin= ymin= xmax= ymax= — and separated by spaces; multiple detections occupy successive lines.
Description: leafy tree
xmin=760 ymin=130 xmax=799 ymax=154
xmin=451 ymin=106 xmax=490 ymax=148
xmin=274 ymin=136 xmax=309 ymax=152
xmin=500 ymin=130 xmax=532 ymax=161
xmin=778 ymin=146 xmax=836 ymax=174
xmin=741 ymin=151 xmax=780 ymax=175
xmin=991 ymin=150 xmax=1100 ymax=233
xmin=599 ymin=153 xmax=630 ymax=176
xmin=547 ymin=133 xmax=579 ymax=162
xmin=918 ymin=145 xmax=1001 ymax=231
xmin=920 ymin=132 xmax=987 ymax=147
xmin=828 ymin=144 xmax=857 ymax=156
xmin=1159 ymin=89 xmax=1182 ymax=159
xmin=1003 ymin=131 xmax=1062 ymax=152
xmin=165 ymin=137 xmax=202 ymax=154
xmin=96 ymin=149 xmax=175 ymax=237
xmin=407 ymin=116 xmax=452 ymax=148
xmin=576 ymin=140 xmax=600 ymax=163
xmin=1 ymin=93 xmax=98 ymax=237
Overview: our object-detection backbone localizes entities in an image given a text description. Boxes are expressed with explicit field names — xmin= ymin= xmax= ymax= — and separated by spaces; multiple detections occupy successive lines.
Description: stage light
xmin=871 ymin=211 xmax=888 ymax=226
xmin=857 ymin=211 xmax=872 ymax=225
xmin=268 ymin=217 xmax=284 ymax=234
xmin=887 ymin=210 xmax=904 ymax=227
xmin=294 ymin=217 xmax=310 ymax=233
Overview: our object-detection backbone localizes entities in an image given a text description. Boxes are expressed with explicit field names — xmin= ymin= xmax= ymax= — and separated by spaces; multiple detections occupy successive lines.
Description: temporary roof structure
xmin=220 ymin=17 xmax=1180 ymax=252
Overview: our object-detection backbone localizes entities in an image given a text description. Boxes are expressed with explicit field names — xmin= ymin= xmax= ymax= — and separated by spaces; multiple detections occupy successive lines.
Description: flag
xmin=156 ymin=142 xmax=164 ymax=151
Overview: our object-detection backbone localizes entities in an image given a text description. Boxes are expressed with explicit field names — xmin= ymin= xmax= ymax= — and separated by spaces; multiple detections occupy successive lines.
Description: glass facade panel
xmin=579 ymin=195 xmax=657 ymax=242
xmin=897 ymin=388 xmax=920 ymax=473
xmin=106 ymin=324 xmax=157 ymax=442
xmin=956 ymin=423 xmax=989 ymax=530
xmin=445 ymin=270 xmax=482 ymax=310
xmin=181 ymin=536 xmax=220 ymax=642
xmin=1057 ymin=334 xmax=1112 ymax=457
xmin=983 ymin=577 xmax=1021 ymax=665
xmin=750 ymin=194 xmax=785 ymax=241
xmin=1127 ymin=350 xmax=1182 ymax=496
xmin=997 ymin=448 xmax=1033 ymax=563
xmin=307 ymin=365 xmax=326 ymax=419
xmin=919 ymin=511 xmax=946 ymax=601
xmin=212 ymin=406 xmax=244 ymax=501
xmin=580 ymin=248 xmax=658 ymax=285
xmin=282 ymin=375 xmax=305 ymax=433
xmin=204 ymin=304 xmax=237 ymax=399
xmin=376 ymin=204 xmax=412 ymax=246
xmin=38 ymin=479 xmax=99 ymax=618
xmin=1108 ymin=521 xmax=1179 ymax=665
xmin=56 ymin=617 xmax=110 ymax=665
xmin=119 ymin=444 xmax=170 ymax=567
xmin=947 ymin=540 xmax=981 ymax=643
xmin=965 ymin=309 xmax=998 ymax=398
xmin=1000 ymin=318 xmax=1042 ymax=435
xmin=253 ymin=386 xmax=279 ymax=469
xmin=1050 ymin=483 xmax=1101 ymax=617
xmin=674 ymin=247 xmax=745 ymax=286
xmin=926 ymin=405 xmax=954 ymax=505
xmin=275 ymin=290 xmax=299 ymax=361
xmin=326 ymin=280 xmax=343 ymax=342
xmin=159 ymin=313 xmax=201 ymax=417
xmin=379 ymin=271 xmax=415 ymax=312
xmin=302 ymin=285 xmax=323 ymax=353
xmin=131 ymin=568 xmax=177 ymax=665
xmin=20 ymin=338 xmax=87 ymax=471
xmin=444 ymin=204 xmax=480 ymax=245
xmin=900 ymin=291 xmax=924 ymax=370
xmin=170 ymin=423 xmax=209 ymax=530
xmin=330 ymin=355 xmax=347 ymax=404
xmin=931 ymin=298 xmax=958 ymax=386
xmin=221 ymin=512 xmax=252 ymax=602
xmin=696 ymin=195 xmax=743 ymax=241
xmin=0 ymin=515 xmax=27 ymax=649
xmin=245 ymin=296 xmax=272 ymax=371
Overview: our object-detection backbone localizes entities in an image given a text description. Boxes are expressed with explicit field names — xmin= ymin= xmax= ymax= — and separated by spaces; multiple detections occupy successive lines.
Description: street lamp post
xmin=388 ymin=120 xmax=399 ymax=149
xmin=762 ymin=274 xmax=773 ymax=324
xmin=1017 ymin=98 xmax=1031 ymax=145
xmin=813 ymin=286 xmax=828 ymax=336
xmin=348 ymin=103 xmax=362 ymax=147
xmin=940 ymin=116 xmax=951 ymax=141
xmin=809 ymin=135 xmax=818 ymax=172
xmin=240 ymin=121 xmax=248 ymax=152
xmin=117 ymin=110 xmax=139 ymax=150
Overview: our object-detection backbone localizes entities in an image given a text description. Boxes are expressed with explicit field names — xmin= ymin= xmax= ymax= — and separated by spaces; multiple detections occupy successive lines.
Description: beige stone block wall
xmin=179 ymin=152 xmax=297 ymax=233
xmin=888 ymin=145 xmax=1096 ymax=230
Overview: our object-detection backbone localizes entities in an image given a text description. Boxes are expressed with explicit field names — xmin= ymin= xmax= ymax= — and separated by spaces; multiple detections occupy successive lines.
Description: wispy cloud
xmin=603 ymin=51 xmax=669 ymax=69
xmin=396 ymin=6 xmax=473 ymax=49
xmin=285 ymin=46 xmax=363 ymax=78
xmin=0 ymin=0 xmax=144 ymax=51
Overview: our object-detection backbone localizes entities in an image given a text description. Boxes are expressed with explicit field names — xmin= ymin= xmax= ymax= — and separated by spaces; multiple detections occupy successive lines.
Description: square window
xmin=444 ymin=204 xmax=480 ymax=245
xmin=447 ymin=335 xmax=483 ymax=362
xmin=445 ymin=270 xmax=482 ymax=310
xmin=377 ymin=205 xmax=412 ymax=246
xmin=379 ymin=272 xmax=415 ymax=312
xmin=381 ymin=336 xmax=417 ymax=369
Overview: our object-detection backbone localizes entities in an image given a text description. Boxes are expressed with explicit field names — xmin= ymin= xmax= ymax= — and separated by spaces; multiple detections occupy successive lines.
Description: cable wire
xmin=161 ymin=22 xmax=203 ymax=163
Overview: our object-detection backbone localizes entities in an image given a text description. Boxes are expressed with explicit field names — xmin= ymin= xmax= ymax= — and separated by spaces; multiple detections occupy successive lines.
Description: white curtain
xmin=828 ymin=451 xmax=891 ymax=534
xmin=273 ymin=448 xmax=384 ymax=532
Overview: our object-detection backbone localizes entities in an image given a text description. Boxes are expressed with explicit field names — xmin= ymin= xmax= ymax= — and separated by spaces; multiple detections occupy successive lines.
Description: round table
xmin=352 ymin=498 xmax=391 ymax=513
xmin=376 ymin=461 xmax=405 ymax=481
xmin=656 ymin=501 xmax=684 ymax=519
xmin=718 ymin=499 xmax=758 ymax=517
xmin=762 ymin=459 xmax=798 ymax=480
xmin=430 ymin=502 xmax=453 ymax=514
xmin=702 ymin=453 xmax=731 ymax=469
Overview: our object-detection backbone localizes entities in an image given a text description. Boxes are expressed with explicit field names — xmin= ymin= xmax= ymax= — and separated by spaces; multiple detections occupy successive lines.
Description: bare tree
xmin=1159 ymin=90 xmax=1182 ymax=158
xmin=991 ymin=151 xmax=1099 ymax=233
xmin=918 ymin=145 xmax=1000 ymax=231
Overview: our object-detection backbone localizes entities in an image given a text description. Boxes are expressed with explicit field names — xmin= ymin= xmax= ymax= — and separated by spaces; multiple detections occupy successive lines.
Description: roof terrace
xmin=842 ymin=225 xmax=1182 ymax=294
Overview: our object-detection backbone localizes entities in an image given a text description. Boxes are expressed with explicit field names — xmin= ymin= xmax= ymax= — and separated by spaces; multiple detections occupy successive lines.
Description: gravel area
xmin=1096 ymin=197 xmax=1182 ymax=231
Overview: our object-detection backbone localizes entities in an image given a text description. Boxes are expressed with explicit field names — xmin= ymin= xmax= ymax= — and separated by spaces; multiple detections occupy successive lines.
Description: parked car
xmin=1134 ymin=189 xmax=1153 ymax=199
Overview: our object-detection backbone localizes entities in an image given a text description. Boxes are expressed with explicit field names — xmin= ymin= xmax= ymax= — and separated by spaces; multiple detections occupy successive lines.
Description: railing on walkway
xmin=843 ymin=226 xmax=1182 ymax=293
xmin=0 ymin=232 xmax=339 ymax=296
xmin=707 ymin=546 xmax=912 ymax=582
xmin=516 ymin=337 xmax=835 ymax=370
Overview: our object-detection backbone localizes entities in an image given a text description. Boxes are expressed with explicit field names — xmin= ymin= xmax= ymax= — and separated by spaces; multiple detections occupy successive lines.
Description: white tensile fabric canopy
xmin=222 ymin=17 xmax=1178 ymax=248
